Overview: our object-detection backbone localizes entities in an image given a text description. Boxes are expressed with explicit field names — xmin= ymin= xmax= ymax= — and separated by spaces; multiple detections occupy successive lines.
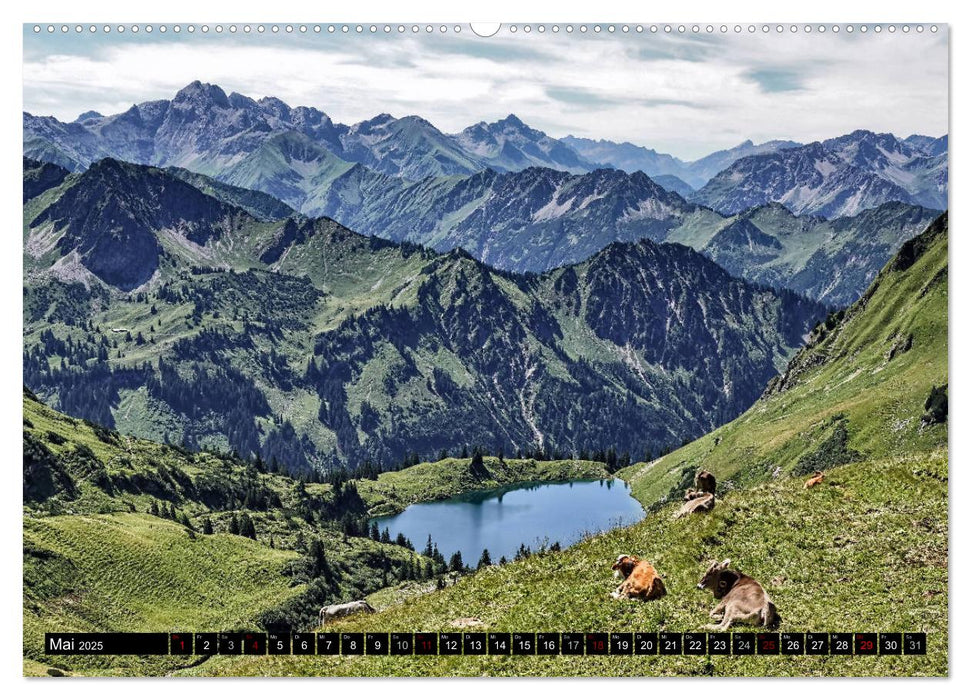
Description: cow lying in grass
xmin=697 ymin=559 xmax=780 ymax=630
xmin=319 ymin=600 xmax=376 ymax=627
xmin=804 ymin=470 xmax=825 ymax=489
xmin=611 ymin=555 xmax=667 ymax=600
xmin=675 ymin=492 xmax=715 ymax=518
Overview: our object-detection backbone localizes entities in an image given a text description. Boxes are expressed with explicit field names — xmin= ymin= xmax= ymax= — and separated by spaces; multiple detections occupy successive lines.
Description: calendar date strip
xmin=45 ymin=631 xmax=927 ymax=656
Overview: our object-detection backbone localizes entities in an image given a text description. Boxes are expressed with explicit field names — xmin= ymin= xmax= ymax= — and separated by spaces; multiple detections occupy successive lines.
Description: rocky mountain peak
xmin=74 ymin=110 xmax=103 ymax=122
xmin=172 ymin=80 xmax=231 ymax=109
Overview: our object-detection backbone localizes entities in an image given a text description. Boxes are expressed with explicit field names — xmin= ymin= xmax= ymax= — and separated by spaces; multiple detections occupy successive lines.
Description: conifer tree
xmin=449 ymin=550 xmax=465 ymax=572
xmin=239 ymin=513 xmax=257 ymax=539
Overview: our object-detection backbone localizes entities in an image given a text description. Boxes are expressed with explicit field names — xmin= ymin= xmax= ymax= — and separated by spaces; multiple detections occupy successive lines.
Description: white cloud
xmin=22 ymin=28 xmax=948 ymax=160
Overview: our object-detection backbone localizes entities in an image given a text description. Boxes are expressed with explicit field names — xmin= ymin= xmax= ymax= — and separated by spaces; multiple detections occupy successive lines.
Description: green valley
xmin=23 ymin=159 xmax=823 ymax=475
xmin=23 ymin=389 xmax=622 ymax=676
xmin=22 ymin=212 xmax=948 ymax=677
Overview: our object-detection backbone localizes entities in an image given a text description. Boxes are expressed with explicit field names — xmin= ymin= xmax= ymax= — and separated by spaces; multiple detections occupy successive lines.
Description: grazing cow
xmin=319 ymin=600 xmax=376 ymax=627
xmin=804 ymin=471 xmax=825 ymax=489
xmin=611 ymin=555 xmax=667 ymax=600
xmin=675 ymin=492 xmax=715 ymax=519
xmin=695 ymin=470 xmax=716 ymax=495
xmin=697 ymin=559 xmax=780 ymax=630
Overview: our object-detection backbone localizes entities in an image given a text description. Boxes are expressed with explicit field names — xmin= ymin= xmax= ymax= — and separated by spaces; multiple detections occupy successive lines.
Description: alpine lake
xmin=372 ymin=478 xmax=645 ymax=563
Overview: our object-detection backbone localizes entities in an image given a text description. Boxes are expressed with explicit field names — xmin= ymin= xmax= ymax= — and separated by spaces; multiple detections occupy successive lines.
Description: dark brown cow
xmin=695 ymin=470 xmax=716 ymax=495
xmin=697 ymin=559 xmax=780 ymax=630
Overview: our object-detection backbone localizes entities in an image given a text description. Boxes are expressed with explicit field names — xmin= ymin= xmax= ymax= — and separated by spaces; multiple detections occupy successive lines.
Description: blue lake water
xmin=372 ymin=479 xmax=645 ymax=564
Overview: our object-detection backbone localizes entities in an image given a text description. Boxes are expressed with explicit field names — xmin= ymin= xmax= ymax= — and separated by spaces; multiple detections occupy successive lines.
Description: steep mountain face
xmin=27 ymin=159 xmax=251 ymax=290
xmin=904 ymin=134 xmax=948 ymax=157
xmin=671 ymin=200 xmax=940 ymax=306
xmin=23 ymin=157 xmax=69 ymax=203
xmin=23 ymin=113 xmax=112 ymax=171
xmin=215 ymin=131 xmax=357 ymax=208
xmin=454 ymin=115 xmax=599 ymax=174
xmin=23 ymin=160 xmax=824 ymax=474
xmin=686 ymin=139 xmax=803 ymax=184
xmin=692 ymin=132 xmax=947 ymax=217
xmin=782 ymin=202 xmax=942 ymax=305
xmin=306 ymin=165 xmax=696 ymax=272
xmin=151 ymin=83 xmax=346 ymax=171
xmin=163 ymin=167 xmax=297 ymax=221
xmin=338 ymin=114 xmax=485 ymax=179
xmin=651 ymin=174 xmax=695 ymax=198
xmin=822 ymin=130 xmax=948 ymax=210
xmin=629 ymin=212 xmax=947 ymax=508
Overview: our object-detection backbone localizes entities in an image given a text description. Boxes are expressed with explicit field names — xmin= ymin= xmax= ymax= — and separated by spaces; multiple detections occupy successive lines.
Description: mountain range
xmin=561 ymin=135 xmax=802 ymax=189
xmin=24 ymin=81 xmax=595 ymax=180
xmin=261 ymin=162 xmax=938 ymax=306
xmin=24 ymin=81 xmax=946 ymax=219
xmin=692 ymin=132 xmax=947 ymax=217
xmin=21 ymin=211 xmax=947 ymax=678
xmin=23 ymin=158 xmax=824 ymax=473
xmin=21 ymin=81 xmax=948 ymax=474
xmin=23 ymin=83 xmax=945 ymax=309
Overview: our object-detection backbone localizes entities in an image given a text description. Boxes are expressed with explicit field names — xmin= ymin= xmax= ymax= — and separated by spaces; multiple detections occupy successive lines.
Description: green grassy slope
xmin=23 ymin=391 xmax=626 ymax=676
xmin=22 ymin=391 xmax=414 ymax=676
xmin=620 ymin=213 xmax=948 ymax=508
xmin=23 ymin=388 xmax=328 ymax=520
xmin=179 ymin=448 xmax=948 ymax=677
xmin=24 ymin=512 xmax=301 ymax=676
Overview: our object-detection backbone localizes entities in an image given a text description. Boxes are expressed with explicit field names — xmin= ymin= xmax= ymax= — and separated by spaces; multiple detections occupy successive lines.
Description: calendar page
xmin=22 ymin=21 xmax=948 ymax=678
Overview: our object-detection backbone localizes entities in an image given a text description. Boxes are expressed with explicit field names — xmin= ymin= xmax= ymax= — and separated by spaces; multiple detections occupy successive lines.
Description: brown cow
xmin=695 ymin=470 xmax=716 ymax=495
xmin=675 ymin=492 xmax=715 ymax=519
xmin=611 ymin=555 xmax=667 ymax=600
xmin=697 ymin=559 xmax=780 ymax=630
xmin=685 ymin=470 xmax=716 ymax=500
xmin=804 ymin=471 xmax=825 ymax=489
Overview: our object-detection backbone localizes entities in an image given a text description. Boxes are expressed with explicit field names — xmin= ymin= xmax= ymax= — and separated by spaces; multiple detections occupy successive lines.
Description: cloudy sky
xmin=22 ymin=24 xmax=948 ymax=160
